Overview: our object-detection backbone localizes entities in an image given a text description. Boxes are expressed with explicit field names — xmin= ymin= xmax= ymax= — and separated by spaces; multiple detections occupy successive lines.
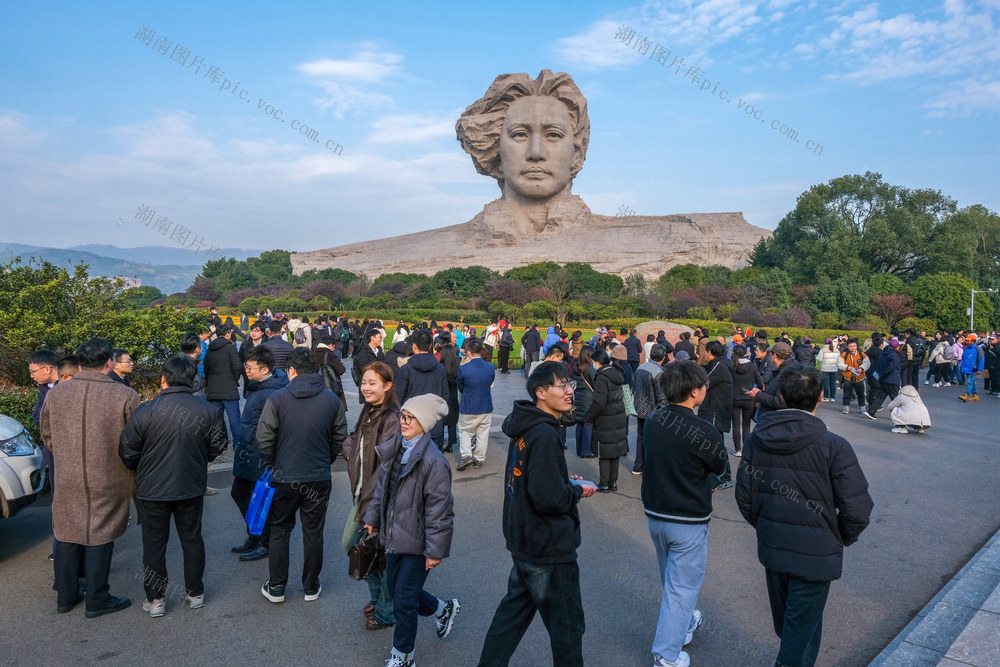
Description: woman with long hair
xmin=573 ymin=346 xmax=597 ymax=458
xmin=341 ymin=361 xmax=401 ymax=631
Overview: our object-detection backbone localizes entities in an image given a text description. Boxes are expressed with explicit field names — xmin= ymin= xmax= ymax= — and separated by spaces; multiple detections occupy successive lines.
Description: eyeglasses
xmin=400 ymin=413 xmax=416 ymax=423
xmin=28 ymin=365 xmax=52 ymax=376
xmin=547 ymin=380 xmax=577 ymax=393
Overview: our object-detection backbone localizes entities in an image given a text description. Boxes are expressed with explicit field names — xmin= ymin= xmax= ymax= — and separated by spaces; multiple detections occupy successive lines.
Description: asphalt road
xmin=2 ymin=370 xmax=998 ymax=666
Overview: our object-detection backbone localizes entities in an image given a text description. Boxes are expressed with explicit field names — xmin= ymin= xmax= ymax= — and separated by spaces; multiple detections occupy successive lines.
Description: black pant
xmin=268 ymin=480 xmax=331 ymax=590
xmin=935 ymin=363 xmax=951 ymax=384
xmin=909 ymin=358 xmax=923 ymax=388
xmin=634 ymin=417 xmax=646 ymax=472
xmin=497 ymin=347 xmax=511 ymax=373
xmin=841 ymin=379 xmax=866 ymax=407
xmin=230 ymin=476 xmax=270 ymax=547
xmin=385 ymin=553 xmax=440 ymax=654
xmin=598 ymin=457 xmax=620 ymax=488
xmin=731 ymin=402 xmax=754 ymax=452
xmin=54 ymin=540 xmax=115 ymax=612
xmin=765 ymin=569 xmax=831 ymax=667
xmin=868 ymin=382 xmax=899 ymax=415
xmin=478 ymin=558 xmax=584 ymax=666
xmin=136 ymin=496 xmax=206 ymax=600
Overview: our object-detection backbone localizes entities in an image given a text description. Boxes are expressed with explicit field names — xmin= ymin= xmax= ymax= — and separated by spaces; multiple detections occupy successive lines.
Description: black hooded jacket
xmin=582 ymin=364 xmax=628 ymax=457
xmin=736 ymin=409 xmax=873 ymax=581
xmin=501 ymin=401 xmax=583 ymax=564
xmin=257 ymin=373 xmax=348 ymax=483
xmin=204 ymin=337 xmax=242 ymax=400
xmin=394 ymin=352 xmax=449 ymax=441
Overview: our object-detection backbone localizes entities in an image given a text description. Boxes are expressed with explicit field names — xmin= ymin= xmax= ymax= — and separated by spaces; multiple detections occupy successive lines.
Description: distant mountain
xmin=0 ymin=243 xmax=210 ymax=294
xmin=68 ymin=244 xmax=264 ymax=266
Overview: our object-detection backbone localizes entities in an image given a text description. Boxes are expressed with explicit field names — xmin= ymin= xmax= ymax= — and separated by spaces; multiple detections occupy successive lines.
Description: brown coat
xmin=342 ymin=400 xmax=401 ymax=524
xmin=40 ymin=370 xmax=140 ymax=545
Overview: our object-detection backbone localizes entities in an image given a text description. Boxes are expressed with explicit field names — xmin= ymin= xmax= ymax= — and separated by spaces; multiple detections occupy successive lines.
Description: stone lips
xmin=291 ymin=210 xmax=770 ymax=280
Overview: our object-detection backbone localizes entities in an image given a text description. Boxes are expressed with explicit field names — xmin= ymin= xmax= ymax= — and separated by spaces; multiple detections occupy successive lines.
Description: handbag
xmin=622 ymin=384 xmax=638 ymax=417
xmin=245 ymin=469 xmax=275 ymax=536
xmin=348 ymin=531 xmax=386 ymax=580
xmin=319 ymin=350 xmax=344 ymax=395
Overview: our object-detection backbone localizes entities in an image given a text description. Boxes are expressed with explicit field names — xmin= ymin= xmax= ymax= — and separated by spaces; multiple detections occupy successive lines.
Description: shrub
xmin=783 ymin=308 xmax=813 ymax=328
xmin=715 ymin=303 xmax=737 ymax=321
xmin=731 ymin=305 xmax=763 ymax=325
xmin=309 ymin=296 xmax=332 ymax=311
xmin=0 ymin=386 xmax=40 ymax=442
xmin=522 ymin=300 xmax=557 ymax=322
xmin=814 ymin=312 xmax=841 ymax=329
xmin=896 ymin=317 xmax=938 ymax=334
xmin=686 ymin=306 xmax=715 ymax=320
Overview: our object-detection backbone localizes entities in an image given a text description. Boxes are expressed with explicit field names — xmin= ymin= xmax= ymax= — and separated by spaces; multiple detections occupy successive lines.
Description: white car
xmin=0 ymin=414 xmax=45 ymax=519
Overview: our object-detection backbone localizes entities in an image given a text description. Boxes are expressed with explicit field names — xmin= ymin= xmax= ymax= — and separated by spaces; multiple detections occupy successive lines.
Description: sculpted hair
xmin=288 ymin=347 xmax=316 ymax=375
xmin=456 ymin=69 xmax=590 ymax=186
xmin=527 ymin=360 xmax=570 ymax=401
xmin=75 ymin=337 xmax=113 ymax=370
xmin=162 ymin=355 xmax=198 ymax=388
xmin=660 ymin=361 xmax=709 ymax=404
xmin=779 ymin=366 xmax=823 ymax=410
xmin=246 ymin=345 xmax=274 ymax=373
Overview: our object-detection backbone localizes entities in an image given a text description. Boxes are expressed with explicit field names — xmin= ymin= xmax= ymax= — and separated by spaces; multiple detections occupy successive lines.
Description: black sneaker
xmin=261 ymin=581 xmax=285 ymax=603
xmin=436 ymin=598 xmax=460 ymax=638
xmin=457 ymin=457 xmax=474 ymax=471
xmin=239 ymin=545 xmax=269 ymax=562
xmin=472 ymin=460 xmax=483 ymax=469
xmin=717 ymin=480 xmax=735 ymax=490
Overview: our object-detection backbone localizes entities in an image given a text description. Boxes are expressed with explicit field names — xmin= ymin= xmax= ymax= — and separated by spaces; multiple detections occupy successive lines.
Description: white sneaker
xmin=924 ymin=379 xmax=930 ymax=385
xmin=944 ymin=382 xmax=951 ymax=387
xmin=186 ymin=593 xmax=204 ymax=609
xmin=435 ymin=598 xmax=460 ymax=638
xmin=142 ymin=598 xmax=165 ymax=617
xmin=654 ymin=651 xmax=690 ymax=667
xmin=684 ymin=609 xmax=703 ymax=645
xmin=385 ymin=653 xmax=415 ymax=667
xmin=891 ymin=426 xmax=908 ymax=434
xmin=304 ymin=584 xmax=322 ymax=601
xmin=932 ymin=382 xmax=941 ymax=387
xmin=842 ymin=407 xmax=850 ymax=414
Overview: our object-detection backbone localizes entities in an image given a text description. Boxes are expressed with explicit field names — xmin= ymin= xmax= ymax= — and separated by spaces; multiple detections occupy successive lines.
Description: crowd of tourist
xmin=23 ymin=310 xmax=999 ymax=667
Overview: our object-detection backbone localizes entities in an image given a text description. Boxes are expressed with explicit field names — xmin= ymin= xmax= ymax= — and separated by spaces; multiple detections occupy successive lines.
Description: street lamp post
xmin=970 ymin=288 xmax=999 ymax=332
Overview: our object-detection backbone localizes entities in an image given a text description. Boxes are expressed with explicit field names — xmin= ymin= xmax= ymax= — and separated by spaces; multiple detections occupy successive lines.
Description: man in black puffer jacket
xmin=736 ymin=366 xmax=873 ymax=667
xmin=257 ymin=348 xmax=348 ymax=603
xmin=119 ymin=355 xmax=229 ymax=614
xmin=394 ymin=330 xmax=449 ymax=445
xmin=204 ymin=324 xmax=243 ymax=440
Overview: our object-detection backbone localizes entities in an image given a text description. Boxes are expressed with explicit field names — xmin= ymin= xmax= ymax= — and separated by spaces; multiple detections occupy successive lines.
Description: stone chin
xmin=468 ymin=194 xmax=593 ymax=246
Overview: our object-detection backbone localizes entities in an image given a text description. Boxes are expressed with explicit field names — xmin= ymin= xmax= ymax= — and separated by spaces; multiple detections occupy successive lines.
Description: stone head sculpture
xmin=456 ymin=70 xmax=590 ymax=207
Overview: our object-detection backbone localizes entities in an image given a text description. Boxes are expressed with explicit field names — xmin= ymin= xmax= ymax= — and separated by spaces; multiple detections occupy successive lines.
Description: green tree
xmin=655 ymin=264 xmax=704 ymax=296
xmin=622 ymin=272 xmax=649 ymax=297
xmin=431 ymin=266 xmax=497 ymax=299
xmin=122 ymin=285 xmax=165 ymax=307
xmin=807 ymin=278 xmax=873 ymax=323
xmin=751 ymin=172 xmax=958 ymax=283
xmin=868 ymin=274 xmax=904 ymax=296
xmin=563 ymin=263 xmax=623 ymax=298
xmin=502 ymin=262 xmax=561 ymax=286
xmin=908 ymin=273 xmax=993 ymax=331
xmin=702 ymin=265 xmax=733 ymax=286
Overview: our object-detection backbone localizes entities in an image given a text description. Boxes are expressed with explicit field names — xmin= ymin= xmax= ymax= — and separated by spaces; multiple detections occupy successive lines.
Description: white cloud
xmin=367 ymin=113 xmax=457 ymax=144
xmin=296 ymin=43 xmax=404 ymax=117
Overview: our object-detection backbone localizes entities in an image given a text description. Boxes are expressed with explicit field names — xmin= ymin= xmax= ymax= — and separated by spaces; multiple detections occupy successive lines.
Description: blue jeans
xmin=478 ymin=558 xmax=584 ymax=666
xmin=966 ymin=373 xmax=978 ymax=396
xmin=210 ymin=399 xmax=241 ymax=441
xmin=385 ymin=553 xmax=441 ymax=654
xmin=822 ymin=372 xmax=837 ymax=401
xmin=647 ymin=518 xmax=709 ymax=662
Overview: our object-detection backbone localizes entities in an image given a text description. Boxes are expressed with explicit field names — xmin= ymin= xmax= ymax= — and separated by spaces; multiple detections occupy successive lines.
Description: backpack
xmin=910 ymin=337 xmax=927 ymax=358
xmin=942 ymin=344 xmax=956 ymax=361
xmin=341 ymin=326 xmax=351 ymax=345
xmin=318 ymin=350 xmax=343 ymax=396
xmin=294 ymin=325 xmax=308 ymax=345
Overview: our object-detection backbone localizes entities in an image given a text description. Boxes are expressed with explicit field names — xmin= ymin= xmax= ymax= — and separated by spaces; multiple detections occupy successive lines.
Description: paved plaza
xmin=2 ymin=367 xmax=998 ymax=665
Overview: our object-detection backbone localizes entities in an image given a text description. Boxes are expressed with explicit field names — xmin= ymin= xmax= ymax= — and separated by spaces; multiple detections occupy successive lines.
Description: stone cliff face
xmin=290 ymin=207 xmax=770 ymax=279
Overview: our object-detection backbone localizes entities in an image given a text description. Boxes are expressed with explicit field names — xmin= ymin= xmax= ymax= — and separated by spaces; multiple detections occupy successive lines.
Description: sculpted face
xmin=498 ymin=96 xmax=577 ymax=202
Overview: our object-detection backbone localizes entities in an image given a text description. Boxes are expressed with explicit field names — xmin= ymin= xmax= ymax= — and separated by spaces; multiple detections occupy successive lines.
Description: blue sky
xmin=1 ymin=0 xmax=997 ymax=257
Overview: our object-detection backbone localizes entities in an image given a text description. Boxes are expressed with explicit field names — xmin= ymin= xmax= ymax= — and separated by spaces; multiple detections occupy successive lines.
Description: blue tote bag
xmin=246 ymin=469 xmax=275 ymax=535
